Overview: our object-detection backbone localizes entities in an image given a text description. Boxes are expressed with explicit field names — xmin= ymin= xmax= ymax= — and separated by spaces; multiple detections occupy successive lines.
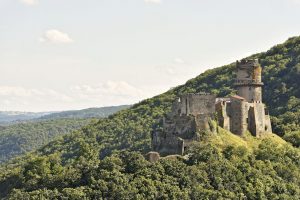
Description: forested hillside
xmin=0 ymin=111 xmax=51 ymax=125
xmin=39 ymin=105 xmax=130 ymax=120
xmin=0 ymin=119 xmax=94 ymax=164
xmin=0 ymin=36 xmax=300 ymax=199
xmin=0 ymin=105 xmax=130 ymax=164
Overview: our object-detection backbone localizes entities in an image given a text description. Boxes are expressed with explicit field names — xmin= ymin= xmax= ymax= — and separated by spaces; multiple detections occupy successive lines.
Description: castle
xmin=152 ymin=59 xmax=272 ymax=156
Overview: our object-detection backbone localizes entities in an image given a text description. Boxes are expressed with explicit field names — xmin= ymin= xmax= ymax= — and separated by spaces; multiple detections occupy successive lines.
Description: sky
xmin=1 ymin=0 xmax=300 ymax=112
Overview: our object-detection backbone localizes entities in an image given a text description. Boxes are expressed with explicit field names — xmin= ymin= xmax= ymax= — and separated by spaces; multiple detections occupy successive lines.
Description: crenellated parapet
xmin=234 ymin=59 xmax=264 ymax=102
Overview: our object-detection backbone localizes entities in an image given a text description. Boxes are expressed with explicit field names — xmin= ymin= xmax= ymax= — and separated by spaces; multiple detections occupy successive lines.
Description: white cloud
xmin=174 ymin=58 xmax=185 ymax=64
xmin=20 ymin=0 xmax=38 ymax=6
xmin=290 ymin=0 xmax=300 ymax=4
xmin=68 ymin=81 xmax=153 ymax=110
xmin=39 ymin=29 xmax=73 ymax=44
xmin=0 ymin=81 xmax=153 ymax=111
xmin=156 ymin=58 xmax=189 ymax=75
xmin=0 ymin=86 xmax=73 ymax=101
xmin=144 ymin=0 xmax=162 ymax=4
xmin=0 ymin=86 xmax=74 ymax=111
xmin=71 ymin=81 xmax=148 ymax=99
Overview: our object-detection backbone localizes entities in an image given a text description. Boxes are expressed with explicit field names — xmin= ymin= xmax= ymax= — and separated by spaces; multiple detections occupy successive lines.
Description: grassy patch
xmin=206 ymin=127 xmax=287 ymax=152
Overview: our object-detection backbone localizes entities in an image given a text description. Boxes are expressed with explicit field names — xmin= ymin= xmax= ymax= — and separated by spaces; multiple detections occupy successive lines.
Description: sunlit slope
xmin=208 ymin=128 xmax=286 ymax=151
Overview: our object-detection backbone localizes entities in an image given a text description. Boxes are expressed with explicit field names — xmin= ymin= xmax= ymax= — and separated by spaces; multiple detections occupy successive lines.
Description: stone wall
xmin=152 ymin=132 xmax=184 ymax=155
xmin=235 ymin=59 xmax=263 ymax=102
xmin=229 ymin=96 xmax=249 ymax=135
xmin=248 ymin=103 xmax=272 ymax=137
xmin=152 ymin=94 xmax=217 ymax=156
xmin=164 ymin=115 xmax=197 ymax=139
xmin=216 ymin=101 xmax=230 ymax=131
xmin=264 ymin=113 xmax=272 ymax=133
xmin=179 ymin=94 xmax=215 ymax=116
xmin=216 ymin=97 xmax=272 ymax=137
xmin=237 ymin=86 xmax=262 ymax=103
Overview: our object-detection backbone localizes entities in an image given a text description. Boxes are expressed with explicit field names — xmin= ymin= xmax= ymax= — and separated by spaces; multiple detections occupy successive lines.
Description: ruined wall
xmin=179 ymin=94 xmax=216 ymax=116
xmin=248 ymin=103 xmax=272 ymax=137
xmin=236 ymin=59 xmax=261 ymax=81
xmin=253 ymin=103 xmax=266 ymax=136
xmin=217 ymin=98 xmax=273 ymax=137
xmin=264 ymin=113 xmax=272 ymax=133
xmin=216 ymin=101 xmax=230 ymax=131
xmin=248 ymin=106 xmax=256 ymax=136
xmin=152 ymin=132 xmax=184 ymax=155
xmin=151 ymin=59 xmax=273 ymax=157
xmin=152 ymin=94 xmax=217 ymax=156
xmin=164 ymin=115 xmax=197 ymax=139
xmin=229 ymin=97 xmax=249 ymax=135
xmin=195 ymin=114 xmax=217 ymax=134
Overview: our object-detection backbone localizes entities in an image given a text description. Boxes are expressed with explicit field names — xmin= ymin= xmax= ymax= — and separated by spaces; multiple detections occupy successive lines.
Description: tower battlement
xmin=234 ymin=59 xmax=263 ymax=102
xmin=236 ymin=58 xmax=260 ymax=67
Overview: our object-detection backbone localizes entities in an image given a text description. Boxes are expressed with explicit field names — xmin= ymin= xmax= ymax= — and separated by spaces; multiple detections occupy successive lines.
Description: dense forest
xmin=38 ymin=105 xmax=130 ymax=120
xmin=0 ymin=36 xmax=300 ymax=199
xmin=0 ymin=105 xmax=129 ymax=164
xmin=0 ymin=111 xmax=51 ymax=125
xmin=0 ymin=118 xmax=94 ymax=164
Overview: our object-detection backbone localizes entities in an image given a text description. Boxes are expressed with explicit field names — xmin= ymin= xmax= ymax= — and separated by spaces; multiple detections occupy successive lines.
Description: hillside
xmin=0 ymin=111 xmax=52 ymax=125
xmin=0 ymin=118 xmax=94 ymax=164
xmin=0 ymin=36 xmax=300 ymax=199
xmin=39 ymin=105 xmax=130 ymax=120
xmin=0 ymin=105 xmax=130 ymax=164
xmin=0 ymin=105 xmax=130 ymax=125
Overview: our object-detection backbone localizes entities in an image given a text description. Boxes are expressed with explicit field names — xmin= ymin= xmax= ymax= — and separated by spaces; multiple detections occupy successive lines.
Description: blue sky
xmin=1 ymin=0 xmax=300 ymax=111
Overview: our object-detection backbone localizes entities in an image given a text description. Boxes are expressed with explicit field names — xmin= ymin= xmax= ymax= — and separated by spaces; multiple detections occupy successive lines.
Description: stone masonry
xmin=152 ymin=59 xmax=272 ymax=156
xmin=216 ymin=59 xmax=272 ymax=137
xmin=152 ymin=94 xmax=217 ymax=155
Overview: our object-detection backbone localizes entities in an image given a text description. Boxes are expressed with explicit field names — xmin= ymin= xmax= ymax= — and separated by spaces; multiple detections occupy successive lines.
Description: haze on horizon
xmin=1 ymin=0 xmax=300 ymax=112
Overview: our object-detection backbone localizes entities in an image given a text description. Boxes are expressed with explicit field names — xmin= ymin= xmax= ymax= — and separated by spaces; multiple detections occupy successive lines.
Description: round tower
xmin=234 ymin=59 xmax=263 ymax=102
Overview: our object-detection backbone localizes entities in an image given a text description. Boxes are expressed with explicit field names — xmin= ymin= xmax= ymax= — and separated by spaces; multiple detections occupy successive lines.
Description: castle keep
xmin=152 ymin=59 xmax=272 ymax=155
xmin=217 ymin=59 xmax=272 ymax=136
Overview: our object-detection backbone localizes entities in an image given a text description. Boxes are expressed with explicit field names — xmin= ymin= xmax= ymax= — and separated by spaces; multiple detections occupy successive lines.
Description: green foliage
xmin=2 ymin=143 xmax=300 ymax=199
xmin=1 ymin=36 xmax=300 ymax=199
xmin=39 ymin=105 xmax=131 ymax=120
xmin=0 ymin=105 xmax=129 ymax=164
xmin=0 ymin=118 xmax=94 ymax=163
xmin=284 ymin=131 xmax=300 ymax=147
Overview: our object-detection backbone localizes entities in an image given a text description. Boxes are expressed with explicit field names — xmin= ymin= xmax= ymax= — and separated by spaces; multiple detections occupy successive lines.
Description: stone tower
xmin=234 ymin=59 xmax=263 ymax=102
xmin=217 ymin=58 xmax=272 ymax=137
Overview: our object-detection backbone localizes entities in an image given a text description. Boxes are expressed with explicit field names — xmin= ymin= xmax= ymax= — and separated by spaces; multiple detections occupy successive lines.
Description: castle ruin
xmin=152 ymin=94 xmax=217 ymax=155
xmin=152 ymin=59 xmax=272 ymax=156
xmin=217 ymin=59 xmax=272 ymax=136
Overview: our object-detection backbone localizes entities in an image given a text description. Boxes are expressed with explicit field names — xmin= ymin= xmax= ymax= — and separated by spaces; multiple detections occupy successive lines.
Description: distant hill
xmin=39 ymin=105 xmax=131 ymax=120
xmin=0 ymin=118 xmax=93 ymax=164
xmin=0 ymin=111 xmax=52 ymax=125
xmin=0 ymin=105 xmax=130 ymax=164
xmin=0 ymin=105 xmax=131 ymax=125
